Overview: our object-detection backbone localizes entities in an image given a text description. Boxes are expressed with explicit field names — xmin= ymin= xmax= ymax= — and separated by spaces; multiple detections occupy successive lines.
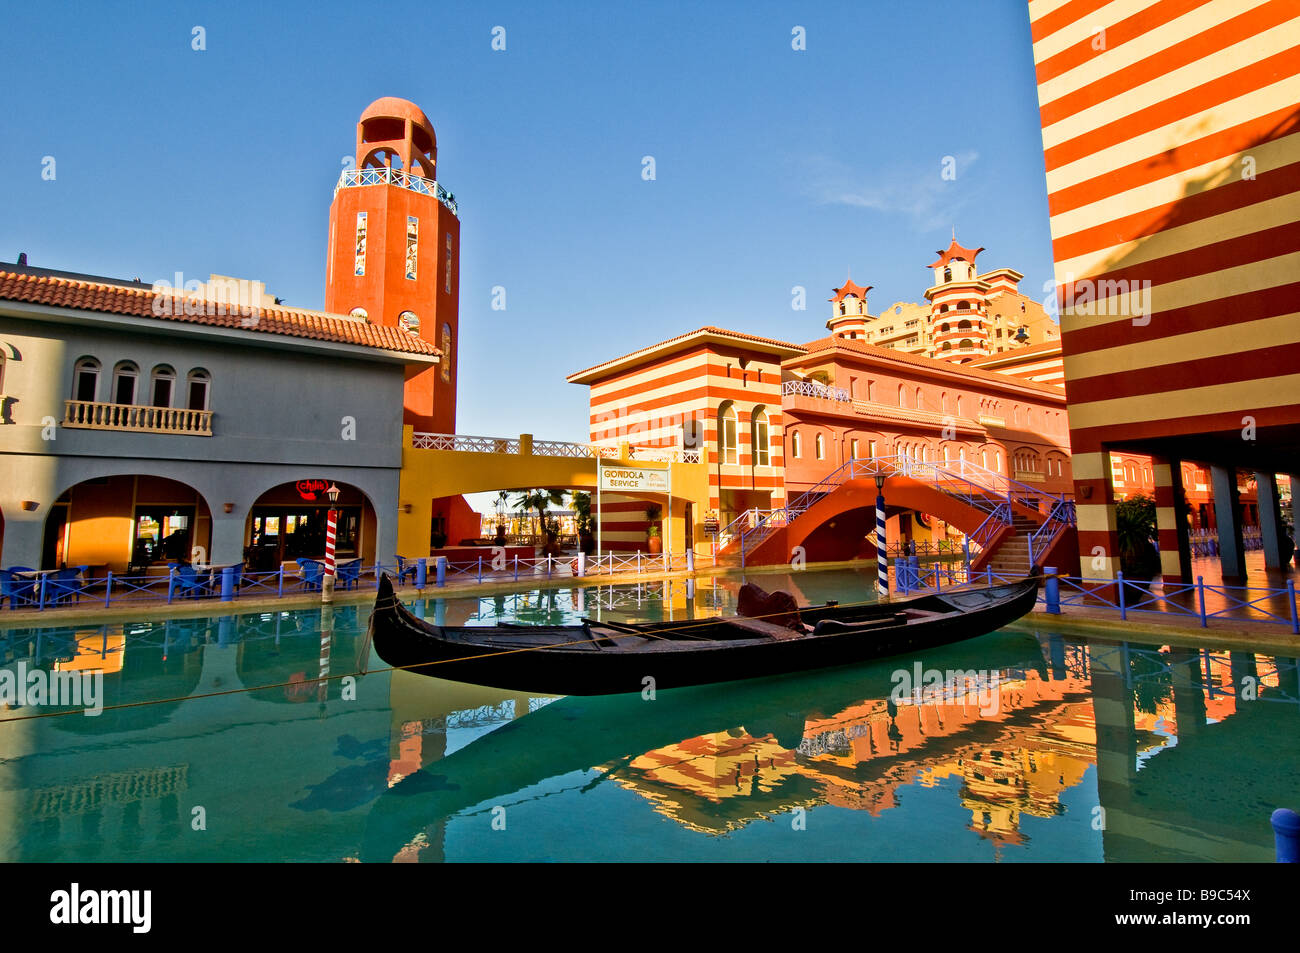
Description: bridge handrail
xmin=410 ymin=432 xmax=700 ymax=462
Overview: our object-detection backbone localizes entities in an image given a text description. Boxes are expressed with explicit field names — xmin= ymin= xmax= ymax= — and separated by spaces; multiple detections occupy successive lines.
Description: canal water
xmin=0 ymin=568 xmax=1294 ymax=862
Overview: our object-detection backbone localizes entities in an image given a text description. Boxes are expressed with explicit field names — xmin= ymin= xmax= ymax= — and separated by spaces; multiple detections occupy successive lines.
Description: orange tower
xmin=925 ymin=234 xmax=989 ymax=363
xmin=324 ymin=97 xmax=461 ymax=432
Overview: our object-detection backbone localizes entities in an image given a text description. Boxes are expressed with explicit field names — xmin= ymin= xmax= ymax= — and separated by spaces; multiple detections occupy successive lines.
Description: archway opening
xmin=244 ymin=480 xmax=377 ymax=571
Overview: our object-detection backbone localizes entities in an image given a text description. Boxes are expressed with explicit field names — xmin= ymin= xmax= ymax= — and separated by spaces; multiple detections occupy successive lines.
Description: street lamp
xmin=874 ymin=473 xmax=888 ymax=599
xmin=322 ymin=483 xmax=340 ymax=604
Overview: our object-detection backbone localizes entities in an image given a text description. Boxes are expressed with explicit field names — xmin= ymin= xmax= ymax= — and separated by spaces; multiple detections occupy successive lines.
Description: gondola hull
xmin=364 ymin=574 xmax=1041 ymax=696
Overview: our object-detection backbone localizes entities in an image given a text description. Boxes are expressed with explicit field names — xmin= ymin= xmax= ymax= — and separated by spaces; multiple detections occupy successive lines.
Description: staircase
xmin=983 ymin=513 xmax=1039 ymax=577
xmin=716 ymin=454 xmax=1076 ymax=572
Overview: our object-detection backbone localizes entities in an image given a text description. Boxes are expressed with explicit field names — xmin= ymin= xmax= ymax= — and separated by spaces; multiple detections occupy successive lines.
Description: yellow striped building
xmin=1029 ymin=0 xmax=1300 ymax=582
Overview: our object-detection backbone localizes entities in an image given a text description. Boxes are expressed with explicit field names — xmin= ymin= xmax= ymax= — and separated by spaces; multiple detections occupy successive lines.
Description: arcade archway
xmin=244 ymin=480 xmax=378 ymax=570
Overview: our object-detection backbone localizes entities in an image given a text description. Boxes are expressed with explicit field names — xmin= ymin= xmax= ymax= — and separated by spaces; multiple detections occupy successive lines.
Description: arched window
xmin=1014 ymin=405 xmax=1021 ymax=425
xmin=943 ymin=267 xmax=952 ymax=282
xmin=959 ymin=338 xmax=973 ymax=350
xmin=958 ymin=300 xmax=970 ymax=310
xmin=186 ymin=369 xmax=210 ymax=411
xmin=940 ymin=392 xmax=948 ymax=414
xmin=718 ymin=402 xmax=738 ymax=464
xmin=350 ymin=307 xmax=368 ymax=319
xmin=982 ymin=449 xmax=988 ymax=468
xmin=940 ymin=322 xmax=950 ymax=332
xmin=940 ymin=304 xmax=949 ymax=313
xmin=752 ymin=406 xmax=770 ymax=467
xmin=814 ymin=433 xmax=825 ymax=459
xmin=941 ymin=341 xmax=952 ymax=351
xmin=73 ymin=357 xmax=100 ymax=402
xmin=850 ymin=438 xmax=859 ymax=459
xmin=957 ymin=319 xmax=972 ymax=330
xmin=150 ymin=365 xmax=175 ymax=408
xmin=0 ymin=351 xmax=5 ymax=395
xmin=791 ymin=429 xmax=802 ymax=458
xmin=398 ymin=311 xmax=420 ymax=334
xmin=897 ymin=384 xmax=905 ymax=407
xmin=915 ymin=387 xmax=922 ymax=408
xmin=955 ymin=396 xmax=963 ymax=416
xmin=112 ymin=361 xmax=139 ymax=405
xmin=441 ymin=323 xmax=453 ymax=382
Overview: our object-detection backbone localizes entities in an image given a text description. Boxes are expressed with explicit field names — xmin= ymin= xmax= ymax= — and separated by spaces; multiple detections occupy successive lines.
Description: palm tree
xmin=513 ymin=489 xmax=565 ymax=538
xmin=569 ymin=491 xmax=592 ymax=533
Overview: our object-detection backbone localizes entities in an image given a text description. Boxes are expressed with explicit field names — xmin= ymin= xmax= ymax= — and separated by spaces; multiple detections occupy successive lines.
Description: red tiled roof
xmin=0 ymin=270 xmax=441 ymax=357
xmin=793 ymin=335 xmax=1067 ymax=399
xmin=928 ymin=236 xmax=984 ymax=268
xmin=829 ymin=276 xmax=871 ymax=303
xmin=567 ymin=325 xmax=806 ymax=383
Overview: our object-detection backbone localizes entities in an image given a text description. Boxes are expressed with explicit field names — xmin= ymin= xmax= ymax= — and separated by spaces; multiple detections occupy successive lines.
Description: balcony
xmin=783 ymin=379 xmax=850 ymax=402
xmin=335 ymin=167 xmax=458 ymax=216
xmin=63 ymin=400 xmax=213 ymax=436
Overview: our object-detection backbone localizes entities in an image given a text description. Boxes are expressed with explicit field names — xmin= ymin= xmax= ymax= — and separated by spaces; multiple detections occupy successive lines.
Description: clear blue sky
xmin=1 ymin=0 xmax=1054 ymax=446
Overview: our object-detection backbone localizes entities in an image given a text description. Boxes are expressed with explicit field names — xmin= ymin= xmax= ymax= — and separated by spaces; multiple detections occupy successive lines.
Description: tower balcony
xmin=335 ymin=167 xmax=458 ymax=216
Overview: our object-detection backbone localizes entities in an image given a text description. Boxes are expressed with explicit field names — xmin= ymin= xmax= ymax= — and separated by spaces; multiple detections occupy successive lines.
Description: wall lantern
xmin=402 ymin=503 xmax=413 ymax=513
xmin=1080 ymin=485 xmax=1093 ymax=499
xmin=223 ymin=502 xmax=235 ymax=513
xmin=20 ymin=500 xmax=38 ymax=511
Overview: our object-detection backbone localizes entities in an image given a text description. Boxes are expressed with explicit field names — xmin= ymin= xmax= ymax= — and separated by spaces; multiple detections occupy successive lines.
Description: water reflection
xmin=1 ymin=570 xmax=1296 ymax=862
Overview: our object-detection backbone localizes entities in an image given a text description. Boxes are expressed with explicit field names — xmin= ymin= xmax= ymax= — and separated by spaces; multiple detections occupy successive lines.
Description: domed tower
xmin=925 ymin=234 xmax=991 ymax=363
xmin=324 ymin=97 xmax=461 ymax=432
xmin=826 ymin=276 xmax=872 ymax=340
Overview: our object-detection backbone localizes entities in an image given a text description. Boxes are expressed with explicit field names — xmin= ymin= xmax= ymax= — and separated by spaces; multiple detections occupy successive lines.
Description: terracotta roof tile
xmin=0 ymin=270 xmax=440 ymax=358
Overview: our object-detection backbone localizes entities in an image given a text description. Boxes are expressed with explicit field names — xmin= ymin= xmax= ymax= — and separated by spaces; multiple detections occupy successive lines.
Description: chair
xmin=0 ymin=570 xmax=37 ymax=610
xmin=47 ymin=568 xmax=85 ymax=605
xmin=297 ymin=558 xmax=323 ymax=591
xmin=394 ymin=555 xmax=417 ymax=585
xmin=172 ymin=565 xmax=210 ymax=599
xmin=337 ymin=561 xmax=361 ymax=590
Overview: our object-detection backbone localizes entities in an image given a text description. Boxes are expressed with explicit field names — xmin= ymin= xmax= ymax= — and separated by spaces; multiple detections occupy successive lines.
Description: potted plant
xmin=1116 ymin=494 xmax=1161 ymax=588
xmin=645 ymin=503 xmax=663 ymax=554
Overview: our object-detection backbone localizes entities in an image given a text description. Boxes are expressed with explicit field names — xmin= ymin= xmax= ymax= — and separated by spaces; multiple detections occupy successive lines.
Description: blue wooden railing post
xmin=416 ymin=557 xmax=427 ymax=589
xmin=1117 ymin=571 xmax=1127 ymax=620
xmin=477 ymin=556 xmax=483 ymax=583
xmin=513 ymin=555 xmax=519 ymax=581
xmin=577 ymin=552 xmax=586 ymax=577
xmin=1197 ymin=575 xmax=1207 ymax=627
xmin=436 ymin=556 xmax=447 ymax=587
xmin=277 ymin=566 xmax=284 ymax=598
xmin=38 ymin=575 xmax=47 ymax=611
xmin=167 ymin=569 xmax=176 ymax=605
xmin=1289 ymin=580 xmax=1299 ymax=635
xmin=962 ymin=537 xmax=970 ymax=578
xmin=1273 ymin=808 xmax=1299 ymax=863
xmin=220 ymin=566 xmax=234 ymax=602
xmin=104 ymin=571 xmax=113 ymax=608
xmin=1045 ymin=566 xmax=1060 ymax=614
xmin=934 ymin=562 xmax=942 ymax=591
xmin=547 ymin=554 xmax=553 ymax=579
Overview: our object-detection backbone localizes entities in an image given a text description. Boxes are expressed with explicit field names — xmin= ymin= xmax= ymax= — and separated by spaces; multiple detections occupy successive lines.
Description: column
xmin=1152 ymin=456 xmax=1191 ymax=584
xmin=1210 ymin=465 xmax=1246 ymax=583
xmin=1072 ymin=447 xmax=1121 ymax=580
xmin=1255 ymin=472 xmax=1286 ymax=570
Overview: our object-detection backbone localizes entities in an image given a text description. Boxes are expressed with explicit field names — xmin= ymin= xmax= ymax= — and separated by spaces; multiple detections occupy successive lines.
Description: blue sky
xmin=1 ymin=0 xmax=1054 ymax=446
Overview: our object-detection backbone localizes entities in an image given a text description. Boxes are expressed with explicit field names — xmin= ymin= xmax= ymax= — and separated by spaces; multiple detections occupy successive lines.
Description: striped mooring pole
xmin=322 ymin=483 xmax=340 ymax=604
xmin=876 ymin=491 xmax=888 ymax=599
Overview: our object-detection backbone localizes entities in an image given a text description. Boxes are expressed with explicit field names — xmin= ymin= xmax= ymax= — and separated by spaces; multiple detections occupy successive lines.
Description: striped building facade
xmin=567 ymin=327 xmax=802 ymax=550
xmin=1029 ymin=0 xmax=1300 ymax=582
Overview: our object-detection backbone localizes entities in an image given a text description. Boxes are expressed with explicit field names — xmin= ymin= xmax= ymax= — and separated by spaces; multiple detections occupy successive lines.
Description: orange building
xmin=569 ymin=241 xmax=1078 ymax=567
xmin=567 ymin=327 xmax=803 ymax=550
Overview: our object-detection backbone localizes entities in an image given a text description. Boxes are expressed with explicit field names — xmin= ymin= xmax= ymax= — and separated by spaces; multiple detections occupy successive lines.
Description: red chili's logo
xmin=297 ymin=479 xmax=329 ymax=501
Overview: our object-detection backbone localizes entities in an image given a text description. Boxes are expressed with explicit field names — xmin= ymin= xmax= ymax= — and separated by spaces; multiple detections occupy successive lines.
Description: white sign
xmin=598 ymin=465 xmax=669 ymax=492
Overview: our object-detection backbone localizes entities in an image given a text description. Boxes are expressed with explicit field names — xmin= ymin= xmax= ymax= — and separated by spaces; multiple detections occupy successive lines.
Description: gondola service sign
xmin=597 ymin=465 xmax=669 ymax=492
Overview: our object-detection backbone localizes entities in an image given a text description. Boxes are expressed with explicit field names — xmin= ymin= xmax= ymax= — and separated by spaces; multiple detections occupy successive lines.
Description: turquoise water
xmin=0 ymin=568 xmax=1295 ymax=862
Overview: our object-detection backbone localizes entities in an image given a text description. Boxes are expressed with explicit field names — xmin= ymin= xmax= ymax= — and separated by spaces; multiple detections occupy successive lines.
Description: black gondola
xmin=364 ymin=573 xmax=1041 ymax=696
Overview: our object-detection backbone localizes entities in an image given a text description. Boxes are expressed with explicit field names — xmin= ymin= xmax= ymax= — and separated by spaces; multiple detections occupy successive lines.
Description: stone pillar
xmin=1255 ymin=472 xmax=1286 ymax=570
xmin=1152 ymin=456 xmax=1192 ymax=584
xmin=1072 ymin=447 xmax=1121 ymax=580
xmin=1210 ymin=465 xmax=1246 ymax=583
